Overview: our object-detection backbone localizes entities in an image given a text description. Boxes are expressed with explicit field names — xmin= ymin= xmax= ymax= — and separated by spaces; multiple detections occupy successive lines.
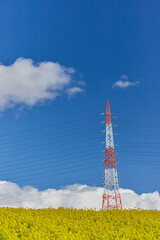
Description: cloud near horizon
xmin=113 ymin=75 xmax=139 ymax=88
xmin=0 ymin=181 xmax=159 ymax=210
xmin=0 ymin=58 xmax=84 ymax=111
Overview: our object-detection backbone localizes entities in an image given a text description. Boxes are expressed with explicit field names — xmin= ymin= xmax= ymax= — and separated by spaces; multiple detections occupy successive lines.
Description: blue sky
xmin=0 ymin=0 xmax=159 ymax=196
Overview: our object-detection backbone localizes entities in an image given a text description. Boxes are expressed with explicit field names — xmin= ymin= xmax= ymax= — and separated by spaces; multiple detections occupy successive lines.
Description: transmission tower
xmin=102 ymin=100 xmax=122 ymax=210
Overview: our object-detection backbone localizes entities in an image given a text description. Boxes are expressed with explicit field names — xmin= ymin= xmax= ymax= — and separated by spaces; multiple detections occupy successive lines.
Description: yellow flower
xmin=0 ymin=207 xmax=159 ymax=239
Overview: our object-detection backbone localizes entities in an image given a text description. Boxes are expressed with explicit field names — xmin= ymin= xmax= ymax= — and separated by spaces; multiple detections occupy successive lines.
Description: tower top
xmin=106 ymin=100 xmax=110 ymax=109
xmin=106 ymin=100 xmax=111 ymax=125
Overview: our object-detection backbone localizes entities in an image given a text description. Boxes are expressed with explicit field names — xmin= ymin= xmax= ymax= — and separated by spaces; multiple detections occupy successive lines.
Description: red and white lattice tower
xmin=102 ymin=100 xmax=122 ymax=210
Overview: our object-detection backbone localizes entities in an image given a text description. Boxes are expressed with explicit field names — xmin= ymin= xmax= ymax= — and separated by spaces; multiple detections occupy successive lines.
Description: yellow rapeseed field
xmin=0 ymin=207 xmax=159 ymax=239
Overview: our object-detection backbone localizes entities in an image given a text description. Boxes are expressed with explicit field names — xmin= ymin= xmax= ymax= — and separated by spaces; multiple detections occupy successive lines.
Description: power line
xmin=0 ymin=151 xmax=103 ymax=175
xmin=2 ymin=111 xmax=160 ymax=140
xmin=0 ymin=114 xmax=100 ymax=138
xmin=1 ymin=129 xmax=160 ymax=159
xmin=1 ymin=138 xmax=160 ymax=170
xmin=0 ymin=129 xmax=102 ymax=155
xmin=0 ymin=119 xmax=101 ymax=145
xmin=0 ymin=143 xmax=103 ymax=166
xmin=2 ymin=113 xmax=160 ymax=145
xmin=1 ymin=161 xmax=103 ymax=183
xmin=0 ymin=152 xmax=160 ymax=180
xmin=3 ymin=156 xmax=154 ymax=178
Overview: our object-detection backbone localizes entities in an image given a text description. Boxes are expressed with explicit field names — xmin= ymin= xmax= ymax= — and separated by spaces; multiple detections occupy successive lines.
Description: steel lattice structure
xmin=102 ymin=101 xmax=122 ymax=210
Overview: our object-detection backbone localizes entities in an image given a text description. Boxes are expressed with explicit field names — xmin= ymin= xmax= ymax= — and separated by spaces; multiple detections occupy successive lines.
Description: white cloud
xmin=66 ymin=87 xmax=84 ymax=98
xmin=113 ymin=80 xmax=139 ymax=88
xmin=121 ymin=75 xmax=128 ymax=80
xmin=0 ymin=58 xmax=84 ymax=111
xmin=0 ymin=181 xmax=159 ymax=210
xmin=77 ymin=80 xmax=85 ymax=86
xmin=113 ymin=75 xmax=139 ymax=88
